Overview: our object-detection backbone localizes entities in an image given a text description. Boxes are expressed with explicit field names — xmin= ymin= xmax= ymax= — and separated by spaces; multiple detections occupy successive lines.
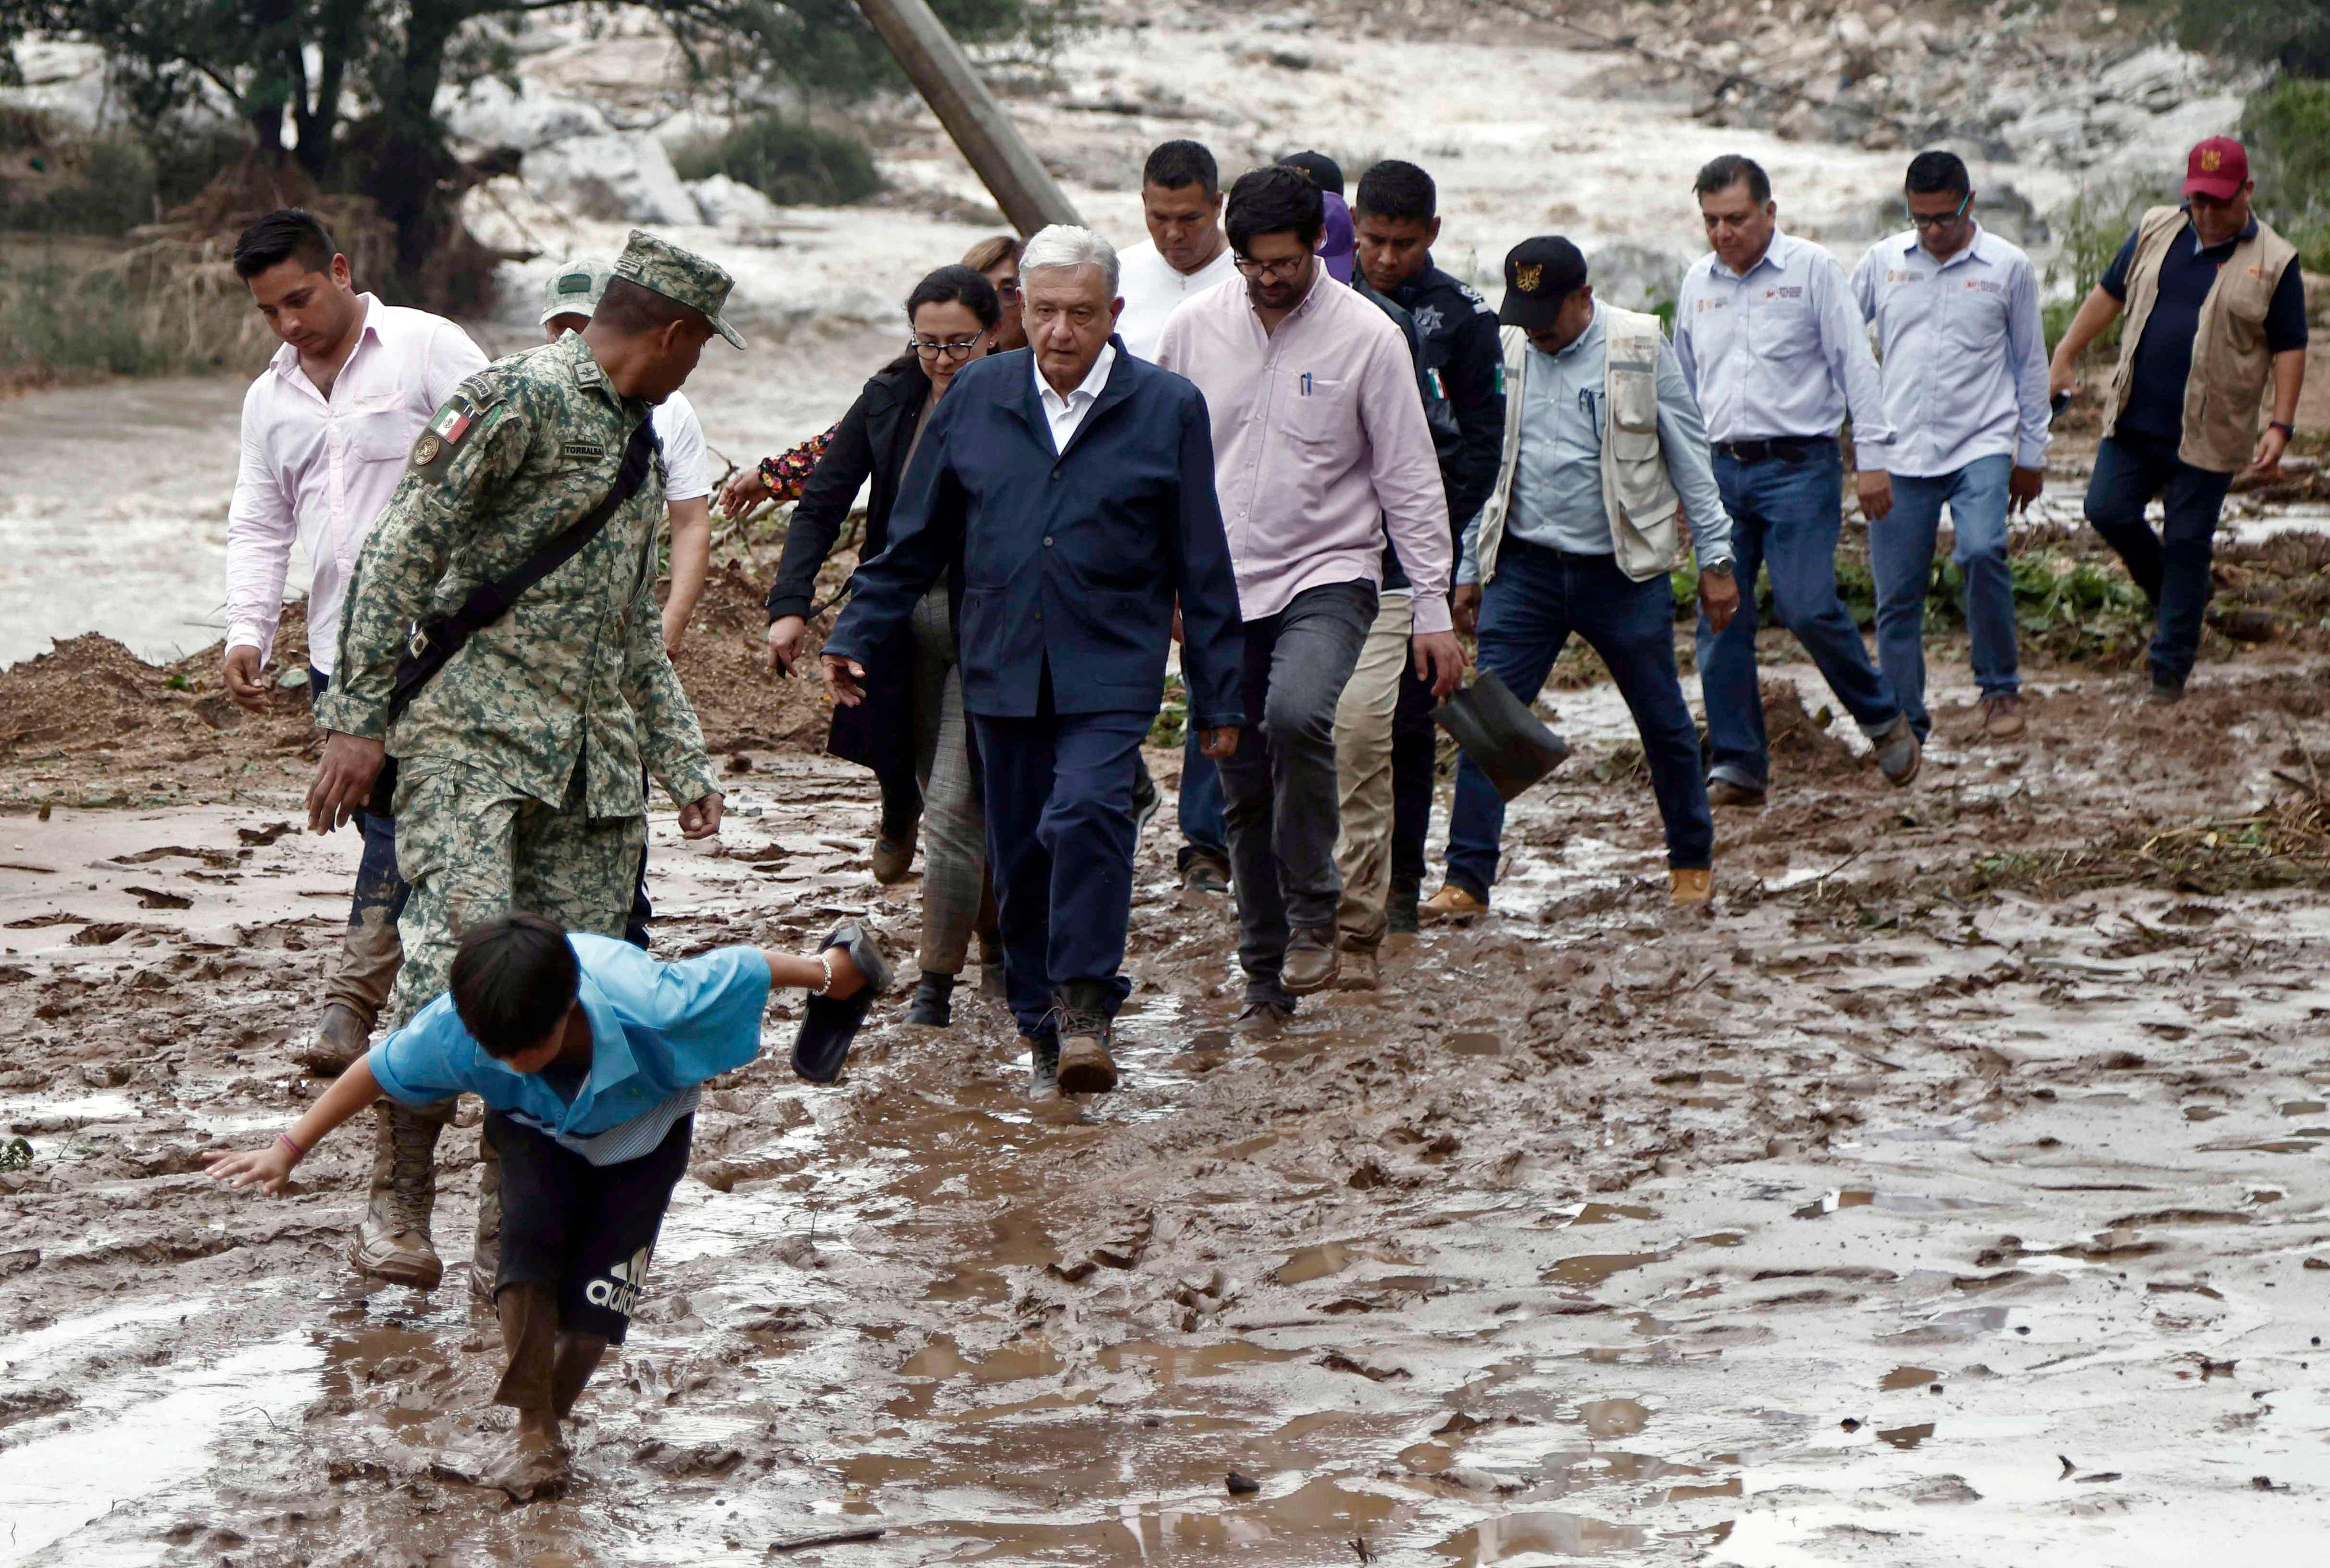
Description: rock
xmin=440 ymin=76 xmax=614 ymax=153
xmin=688 ymin=174 xmax=785 ymax=235
xmin=524 ymin=132 xmax=698 ymax=226
xmin=1585 ymin=241 xmax=1695 ymax=314
xmin=2094 ymin=45 xmax=2193 ymax=115
xmin=1225 ymin=1469 xmax=1262 ymax=1494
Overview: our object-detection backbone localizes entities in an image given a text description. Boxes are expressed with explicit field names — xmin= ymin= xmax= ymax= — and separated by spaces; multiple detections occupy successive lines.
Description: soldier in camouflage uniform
xmin=307 ymin=230 xmax=742 ymax=1291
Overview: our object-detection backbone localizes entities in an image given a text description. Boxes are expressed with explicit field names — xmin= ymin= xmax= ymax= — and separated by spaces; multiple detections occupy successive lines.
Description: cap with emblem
xmin=612 ymin=229 xmax=748 ymax=350
xmin=1497 ymin=236 xmax=1589 ymax=331
xmin=539 ymin=258 xmax=613 ymax=326
xmin=2182 ymin=136 xmax=2249 ymax=203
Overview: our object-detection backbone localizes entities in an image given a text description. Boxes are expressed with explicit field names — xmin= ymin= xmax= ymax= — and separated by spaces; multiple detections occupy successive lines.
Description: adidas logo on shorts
xmin=586 ymin=1245 xmax=653 ymax=1318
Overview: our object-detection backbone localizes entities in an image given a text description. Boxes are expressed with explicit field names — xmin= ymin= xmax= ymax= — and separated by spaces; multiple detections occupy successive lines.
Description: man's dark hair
xmin=1355 ymin=160 xmax=1437 ymax=224
xmin=1144 ymin=139 xmax=1219 ymax=196
xmin=450 ymin=911 xmax=581 ymax=1059
xmin=1225 ymin=166 xmax=1325 ymax=254
xmin=594 ymin=275 xmax=705 ymax=337
xmin=1694 ymin=153 xmax=1771 ymax=205
xmin=232 ymin=208 xmax=337 ymax=280
xmin=1905 ymin=149 xmax=1971 ymax=198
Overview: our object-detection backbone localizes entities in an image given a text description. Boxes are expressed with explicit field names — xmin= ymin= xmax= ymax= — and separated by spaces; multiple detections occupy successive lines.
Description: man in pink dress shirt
xmin=1157 ymin=166 xmax=1464 ymax=1013
xmin=222 ymin=209 xmax=490 ymax=1075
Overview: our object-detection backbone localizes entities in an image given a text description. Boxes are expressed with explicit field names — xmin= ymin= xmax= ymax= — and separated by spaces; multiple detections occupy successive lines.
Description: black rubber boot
xmin=1387 ymin=873 xmax=1422 ymax=936
xmin=906 ymin=971 xmax=956 ymax=1028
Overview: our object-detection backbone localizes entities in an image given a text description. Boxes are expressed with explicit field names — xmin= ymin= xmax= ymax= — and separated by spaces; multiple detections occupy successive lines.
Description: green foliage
xmin=671 ymin=112 xmax=879 ymax=206
xmin=2177 ymin=0 xmax=2330 ymax=77
xmin=0 ymin=131 xmax=155 ymax=233
xmin=2243 ymin=76 xmax=2330 ymax=271
xmin=0 ymin=1136 xmax=34 ymax=1171
xmin=2041 ymin=177 xmax=2166 ymax=354
xmin=1149 ymin=674 xmax=1186 ymax=748
xmin=0 ymin=251 xmax=185 ymax=375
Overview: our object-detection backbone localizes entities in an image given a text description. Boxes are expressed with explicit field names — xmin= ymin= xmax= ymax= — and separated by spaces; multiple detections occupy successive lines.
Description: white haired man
xmin=823 ymin=226 xmax=1245 ymax=1098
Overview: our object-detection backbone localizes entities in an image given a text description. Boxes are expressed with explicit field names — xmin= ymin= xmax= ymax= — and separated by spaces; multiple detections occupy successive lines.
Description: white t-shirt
xmin=1116 ymin=238 xmax=1240 ymax=362
xmin=652 ymin=391 xmax=710 ymax=503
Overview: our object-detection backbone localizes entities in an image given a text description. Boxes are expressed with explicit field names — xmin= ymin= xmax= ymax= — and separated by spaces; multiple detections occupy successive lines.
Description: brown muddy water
xmin=5 ymin=647 xmax=2330 ymax=1566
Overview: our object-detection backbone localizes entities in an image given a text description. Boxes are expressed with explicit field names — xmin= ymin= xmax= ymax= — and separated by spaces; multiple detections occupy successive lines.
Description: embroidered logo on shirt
xmin=1763 ymin=286 xmax=1805 ymax=300
xmin=1963 ymin=279 xmax=2006 ymax=295
xmin=1413 ymin=303 xmax=1446 ymax=337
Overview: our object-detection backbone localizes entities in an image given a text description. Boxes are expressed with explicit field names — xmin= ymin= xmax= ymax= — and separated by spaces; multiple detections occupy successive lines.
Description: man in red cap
xmin=2049 ymin=136 xmax=2308 ymax=702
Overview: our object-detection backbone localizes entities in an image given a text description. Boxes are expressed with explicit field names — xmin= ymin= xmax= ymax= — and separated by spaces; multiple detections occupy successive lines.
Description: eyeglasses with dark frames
xmin=1232 ymin=253 xmax=1308 ymax=281
xmin=909 ymin=334 xmax=988 ymax=361
xmin=1904 ymin=192 xmax=1973 ymax=231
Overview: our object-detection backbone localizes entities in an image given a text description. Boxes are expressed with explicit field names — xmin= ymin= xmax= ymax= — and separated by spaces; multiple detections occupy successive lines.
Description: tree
xmin=2178 ymin=0 xmax=2330 ymax=79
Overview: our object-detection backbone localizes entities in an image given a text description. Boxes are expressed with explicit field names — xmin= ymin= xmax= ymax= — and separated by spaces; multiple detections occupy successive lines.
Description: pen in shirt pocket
xmin=1301 ymin=372 xmax=1313 ymax=396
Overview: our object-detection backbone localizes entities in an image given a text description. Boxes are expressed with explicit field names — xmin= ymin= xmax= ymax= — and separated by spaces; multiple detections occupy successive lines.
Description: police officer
xmin=1346 ymin=158 xmax=1506 ymax=948
xmin=1850 ymin=150 xmax=2052 ymax=743
xmin=305 ymin=230 xmax=735 ymax=1292
xmin=1677 ymin=154 xmax=1921 ymax=806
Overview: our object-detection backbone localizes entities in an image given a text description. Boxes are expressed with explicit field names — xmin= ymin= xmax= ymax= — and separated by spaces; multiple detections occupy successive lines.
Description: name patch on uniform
xmin=563 ymin=440 xmax=609 ymax=460
xmin=1763 ymin=286 xmax=1804 ymax=300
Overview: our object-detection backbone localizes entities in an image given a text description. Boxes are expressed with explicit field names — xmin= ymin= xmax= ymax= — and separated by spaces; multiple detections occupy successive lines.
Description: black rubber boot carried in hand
xmin=906 ymin=971 xmax=955 ymax=1028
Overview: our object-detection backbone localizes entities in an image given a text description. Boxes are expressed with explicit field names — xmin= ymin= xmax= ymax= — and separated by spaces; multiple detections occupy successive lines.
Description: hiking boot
xmin=293 ymin=1002 xmax=371 ymax=1077
xmin=1281 ymin=926 xmax=1339 ymax=995
xmin=1052 ymin=983 xmax=1118 ymax=1095
xmin=351 ymin=1101 xmax=444 ymax=1290
xmin=1706 ymin=776 xmax=1766 ymax=809
xmin=1420 ymin=884 xmax=1488 ymax=924
xmin=1132 ymin=759 xmax=1161 ymax=843
xmin=1979 ymin=693 xmax=2026 ymax=739
xmin=1023 ymin=1032 xmax=1061 ymax=1100
xmin=1337 ymin=943 xmax=1381 ymax=991
xmin=2148 ymin=672 xmax=2186 ymax=705
xmin=1180 ymin=850 xmax=1232 ymax=895
xmin=1386 ymin=875 xmax=1421 ymax=936
xmin=1670 ymin=868 xmax=1713 ymax=906
xmin=871 ymin=824 xmax=918 ymax=884
xmin=1236 ymin=996 xmax=1296 ymax=1030
xmin=1873 ymin=714 xmax=1922 ymax=786
xmin=468 ymin=1132 xmax=501 ymax=1302
xmin=906 ymin=971 xmax=955 ymax=1028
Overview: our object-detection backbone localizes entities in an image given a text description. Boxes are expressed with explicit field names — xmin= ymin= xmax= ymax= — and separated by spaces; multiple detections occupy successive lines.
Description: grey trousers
xmin=1217 ymin=578 xmax=1378 ymax=997
xmin=909 ymin=586 xmax=994 ymax=975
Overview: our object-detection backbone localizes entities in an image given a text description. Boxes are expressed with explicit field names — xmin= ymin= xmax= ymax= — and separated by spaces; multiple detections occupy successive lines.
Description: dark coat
xmin=823 ymin=344 xmax=1243 ymax=731
xmin=765 ymin=359 xmax=935 ymax=777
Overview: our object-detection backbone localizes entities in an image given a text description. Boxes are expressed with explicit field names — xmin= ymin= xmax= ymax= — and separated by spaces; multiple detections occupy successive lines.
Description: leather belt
xmin=1713 ymin=436 xmax=1829 ymax=464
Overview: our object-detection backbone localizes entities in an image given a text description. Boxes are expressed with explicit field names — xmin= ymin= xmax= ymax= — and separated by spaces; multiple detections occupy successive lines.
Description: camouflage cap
xmin=539 ymin=257 xmax=613 ymax=325
xmin=612 ymin=229 xmax=747 ymax=350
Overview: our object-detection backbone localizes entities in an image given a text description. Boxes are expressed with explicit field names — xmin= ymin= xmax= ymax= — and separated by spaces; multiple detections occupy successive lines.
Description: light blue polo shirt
xmin=1673 ymin=229 xmax=1893 ymax=448
xmin=369 ymin=935 xmax=771 ymax=1156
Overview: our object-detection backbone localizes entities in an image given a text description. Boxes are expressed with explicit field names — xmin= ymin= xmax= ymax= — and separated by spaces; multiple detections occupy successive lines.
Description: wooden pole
xmin=851 ymin=0 xmax=1083 ymax=234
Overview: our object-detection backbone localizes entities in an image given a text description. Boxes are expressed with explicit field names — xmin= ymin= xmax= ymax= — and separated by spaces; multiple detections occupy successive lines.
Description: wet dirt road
xmin=5 ymin=643 xmax=2330 ymax=1567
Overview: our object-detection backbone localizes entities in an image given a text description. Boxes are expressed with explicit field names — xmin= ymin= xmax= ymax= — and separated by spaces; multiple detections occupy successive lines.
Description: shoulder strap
xmin=385 ymin=415 xmax=661 ymax=724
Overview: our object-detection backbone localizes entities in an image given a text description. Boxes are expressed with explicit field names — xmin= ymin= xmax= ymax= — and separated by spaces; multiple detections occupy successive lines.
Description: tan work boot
xmin=1337 ymin=943 xmax=1381 ymax=991
xmin=468 ymin=1132 xmax=502 ymax=1302
xmin=1670 ymin=868 xmax=1713 ymax=906
xmin=1281 ymin=926 xmax=1340 ymax=995
xmin=350 ymin=1101 xmax=445 ymax=1290
xmin=292 ymin=1002 xmax=372 ymax=1077
xmin=1420 ymin=884 xmax=1488 ymax=924
xmin=1979 ymin=693 xmax=2026 ymax=739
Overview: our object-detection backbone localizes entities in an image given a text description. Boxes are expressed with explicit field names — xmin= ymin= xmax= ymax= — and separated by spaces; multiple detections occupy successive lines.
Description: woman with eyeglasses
xmin=760 ymin=264 xmax=1003 ymax=1022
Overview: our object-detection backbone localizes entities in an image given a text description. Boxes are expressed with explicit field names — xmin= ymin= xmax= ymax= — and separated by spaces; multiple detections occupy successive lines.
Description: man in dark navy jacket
xmin=823 ymin=224 xmax=1244 ymax=1100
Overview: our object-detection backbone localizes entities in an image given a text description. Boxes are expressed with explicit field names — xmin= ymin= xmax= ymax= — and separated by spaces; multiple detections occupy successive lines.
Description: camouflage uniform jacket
xmin=315 ymin=331 xmax=720 ymax=818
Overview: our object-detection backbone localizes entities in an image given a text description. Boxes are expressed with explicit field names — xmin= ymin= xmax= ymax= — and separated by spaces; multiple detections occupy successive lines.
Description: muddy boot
xmin=871 ymin=822 xmax=918 ymax=884
xmin=1053 ymin=982 xmax=1118 ymax=1095
xmin=292 ymin=1002 xmax=372 ymax=1077
xmin=1281 ymin=925 xmax=1340 ymax=995
xmin=1023 ymin=1032 xmax=1061 ymax=1101
xmin=906 ymin=971 xmax=955 ymax=1028
xmin=350 ymin=1101 xmax=445 ymax=1290
xmin=468 ymin=1132 xmax=502 ymax=1302
xmin=1337 ymin=942 xmax=1381 ymax=992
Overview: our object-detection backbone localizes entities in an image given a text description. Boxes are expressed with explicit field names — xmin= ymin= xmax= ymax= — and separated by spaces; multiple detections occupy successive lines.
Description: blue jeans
xmin=1871 ymin=454 xmax=2018 ymax=738
xmin=1696 ymin=439 xmax=1902 ymax=790
xmin=2083 ymin=432 xmax=2235 ymax=686
xmin=972 ymin=693 xmax=1152 ymax=1038
xmin=1176 ymin=722 xmax=1227 ymax=868
xmin=1446 ymin=541 xmax=1712 ymax=898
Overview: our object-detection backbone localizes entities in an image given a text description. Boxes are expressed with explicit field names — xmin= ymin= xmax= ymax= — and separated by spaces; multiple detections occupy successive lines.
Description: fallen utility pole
xmin=851 ymin=0 xmax=1083 ymax=234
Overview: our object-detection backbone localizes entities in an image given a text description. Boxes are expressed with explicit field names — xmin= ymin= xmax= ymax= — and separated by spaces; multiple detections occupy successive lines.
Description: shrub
xmin=0 ymin=133 xmax=158 ymax=235
xmin=672 ymin=113 xmax=879 ymax=207
xmin=2041 ymin=177 xmax=2167 ymax=354
xmin=2243 ymin=76 xmax=2330 ymax=272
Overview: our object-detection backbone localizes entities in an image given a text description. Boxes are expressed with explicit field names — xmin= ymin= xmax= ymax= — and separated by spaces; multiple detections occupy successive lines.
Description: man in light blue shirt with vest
xmin=1677 ymin=154 xmax=1921 ymax=807
xmin=1422 ymin=238 xmax=1739 ymax=919
xmin=1851 ymin=150 xmax=2051 ymax=743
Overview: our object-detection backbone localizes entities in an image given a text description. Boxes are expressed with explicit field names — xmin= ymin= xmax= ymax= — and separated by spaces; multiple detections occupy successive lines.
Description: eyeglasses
xmin=1233 ymin=253 xmax=1308 ymax=282
xmin=1904 ymin=192 xmax=1972 ymax=230
xmin=909 ymin=335 xmax=987 ymax=360
xmin=994 ymin=278 xmax=1022 ymax=300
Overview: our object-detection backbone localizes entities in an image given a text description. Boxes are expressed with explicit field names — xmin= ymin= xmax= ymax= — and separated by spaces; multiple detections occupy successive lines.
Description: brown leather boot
xmin=1281 ymin=926 xmax=1340 ymax=995
xmin=1670 ymin=868 xmax=1713 ymax=906
xmin=349 ymin=1101 xmax=444 ymax=1290
xmin=1053 ymin=982 xmax=1118 ymax=1095
xmin=292 ymin=1002 xmax=371 ymax=1077
xmin=1337 ymin=943 xmax=1381 ymax=991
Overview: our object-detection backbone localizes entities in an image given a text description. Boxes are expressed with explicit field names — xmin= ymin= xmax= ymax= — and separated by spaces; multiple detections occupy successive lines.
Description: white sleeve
xmin=224 ymin=379 xmax=295 ymax=663
xmin=653 ymin=393 xmax=712 ymax=502
xmin=424 ymin=318 xmax=491 ymax=407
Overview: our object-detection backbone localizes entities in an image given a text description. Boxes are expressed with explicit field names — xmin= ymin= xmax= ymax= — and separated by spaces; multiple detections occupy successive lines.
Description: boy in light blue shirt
xmin=209 ymin=910 xmax=884 ymax=1496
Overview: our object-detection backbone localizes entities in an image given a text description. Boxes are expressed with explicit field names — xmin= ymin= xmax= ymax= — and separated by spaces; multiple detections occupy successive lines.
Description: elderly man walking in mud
xmin=304 ymin=230 xmax=733 ymax=1294
xmin=822 ymin=224 xmax=1245 ymax=1100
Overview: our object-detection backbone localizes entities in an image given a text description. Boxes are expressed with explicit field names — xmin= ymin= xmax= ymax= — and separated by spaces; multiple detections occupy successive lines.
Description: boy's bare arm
xmin=204 ymin=1054 xmax=386 ymax=1195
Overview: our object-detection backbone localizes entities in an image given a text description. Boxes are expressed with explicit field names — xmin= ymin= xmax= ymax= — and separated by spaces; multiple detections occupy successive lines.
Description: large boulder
xmin=688 ymin=174 xmax=785 ymax=236
xmin=440 ymin=76 xmax=613 ymax=154
xmin=523 ymin=131 xmax=698 ymax=227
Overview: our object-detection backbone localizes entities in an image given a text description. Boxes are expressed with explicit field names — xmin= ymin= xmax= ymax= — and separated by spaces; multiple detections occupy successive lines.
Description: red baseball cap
xmin=2183 ymin=137 xmax=2249 ymax=201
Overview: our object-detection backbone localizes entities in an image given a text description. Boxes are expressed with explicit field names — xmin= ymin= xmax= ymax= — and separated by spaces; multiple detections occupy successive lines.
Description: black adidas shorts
xmin=485 ymin=1110 xmax=692 ymax=1344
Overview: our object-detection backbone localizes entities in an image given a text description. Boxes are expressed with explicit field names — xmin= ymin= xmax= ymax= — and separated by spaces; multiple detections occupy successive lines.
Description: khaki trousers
xmin=1331 ymin=591 xmax=1414 ymax=950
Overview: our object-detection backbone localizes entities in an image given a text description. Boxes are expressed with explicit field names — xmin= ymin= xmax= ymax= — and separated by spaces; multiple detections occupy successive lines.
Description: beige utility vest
xmin=1473 ymin=308 xmax=1682 ymax=586
xmin=2104 ymin=206 xmax=2299 ymax=473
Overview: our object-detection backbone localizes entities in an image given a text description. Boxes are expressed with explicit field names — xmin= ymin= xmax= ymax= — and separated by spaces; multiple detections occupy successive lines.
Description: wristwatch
xmin=2269 ymin=420 xmax=2295 ymax=439
xmin=1701 ymin=559 xmax=1736 ymax=579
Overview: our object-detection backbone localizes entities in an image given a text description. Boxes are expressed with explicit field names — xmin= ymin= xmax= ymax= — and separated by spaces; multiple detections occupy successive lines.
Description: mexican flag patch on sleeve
xmin=411 ymin=393 xmax=500 ymax=481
